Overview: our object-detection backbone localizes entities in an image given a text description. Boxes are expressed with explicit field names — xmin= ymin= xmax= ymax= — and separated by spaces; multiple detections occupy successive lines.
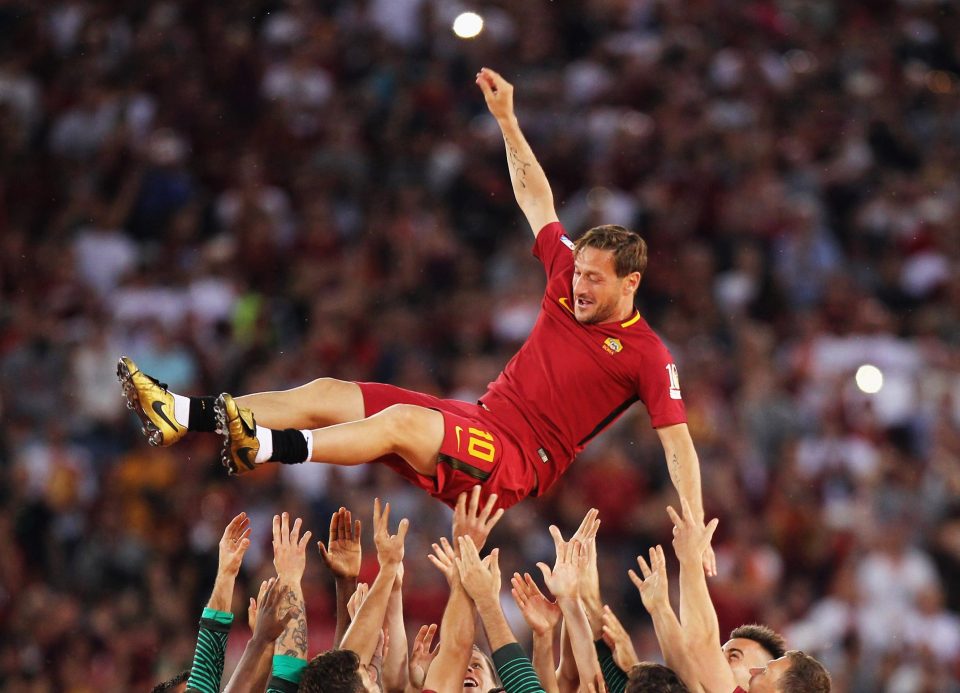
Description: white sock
xmin=254 ymin=425 xmax=273 ymax=464
xmin=302 ymin=429 xmax=313 ymax=461
xmin=172 ymin=393 xmax=191 ymax=428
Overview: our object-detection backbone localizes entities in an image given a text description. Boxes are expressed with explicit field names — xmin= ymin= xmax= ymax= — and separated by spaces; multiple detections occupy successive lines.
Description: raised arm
xmin=537 ymin=527 xmax=604 ymax=691
xmin=340 ymin=498 xmax=407 ymax=668
xmin=656 ymin=423 xmax=716 ymax=576
xmin=224 ymin=578 xmax=298 ymax=693
xmin=667 ymin=501 xmax=733 ymax=693
xmin=511 ymin=572 xmax=561 ymax=693
xmin=186 ymin=512 xmax=251 ymax=693
xmin=476 ymin=67 xmax=559 ymax=236
xmin=317 ymin=507 xmax=362 ymax=648
xmin=382 ymin=563 xmax=410 ymax=693
xmin=628 ymin=545 xmax=704 ymax=692
xmin=423 ymin=537 xmax=476 ymax=693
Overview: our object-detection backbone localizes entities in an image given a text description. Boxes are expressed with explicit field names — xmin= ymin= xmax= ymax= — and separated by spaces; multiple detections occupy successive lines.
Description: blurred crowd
xmin=1 ymin=0 xmax=959 ymax=690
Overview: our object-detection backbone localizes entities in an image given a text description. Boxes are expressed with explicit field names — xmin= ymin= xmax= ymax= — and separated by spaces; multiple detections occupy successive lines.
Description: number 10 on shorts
xmin=457 ymin=426 xmax=497 ymax=463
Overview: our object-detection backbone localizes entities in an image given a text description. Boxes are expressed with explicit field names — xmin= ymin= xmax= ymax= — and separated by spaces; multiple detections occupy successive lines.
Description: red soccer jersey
xmin=479 ymin=222 xmax=686 ymax=495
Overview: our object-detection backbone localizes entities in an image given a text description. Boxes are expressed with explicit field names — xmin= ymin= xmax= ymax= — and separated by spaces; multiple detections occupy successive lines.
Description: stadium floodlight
xmin=855 ymin=364 xmax=883 ymax=394
xmin=453 ymin=11 xmax=484 ymax=39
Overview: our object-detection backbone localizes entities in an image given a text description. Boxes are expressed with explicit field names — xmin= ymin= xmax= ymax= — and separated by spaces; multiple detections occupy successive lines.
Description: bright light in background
xmin=453 ymin=12 xmax=484 ymax=39
xmin=855 ymin=364 xmax=884 ymax=394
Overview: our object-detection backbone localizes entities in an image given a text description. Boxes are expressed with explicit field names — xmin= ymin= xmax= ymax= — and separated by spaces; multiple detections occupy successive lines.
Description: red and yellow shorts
xmin=356 ymin=382 xmax=538 ymax=510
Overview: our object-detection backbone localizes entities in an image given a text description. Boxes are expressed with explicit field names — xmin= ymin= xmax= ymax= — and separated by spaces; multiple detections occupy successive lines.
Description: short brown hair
xmin=780 ymin=651 xmax=831 ymax=693
xmin=573 ymin=224 xmax=648 ymax=279
xmin=625 ymin=662 xmax=689 ymax=692
xmin=300 ymin=649 xmax=364 ymax=693
xmin=730 ymin=624 xmax=787 ymax=659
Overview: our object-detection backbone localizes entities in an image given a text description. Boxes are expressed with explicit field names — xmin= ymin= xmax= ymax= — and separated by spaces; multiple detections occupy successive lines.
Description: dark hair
xmin=729 ymin=623 xmax=787 ymax=659
xmin=780 ymin=651 xmax=832 ymax=693
xmin=625 ymin=662 xmax=689 ymax=692
xmin=573 ymin=224 xmax=648 ymax=279
xmin=151 ymin=670 xmax=189 ymax=692
xmin=299 ymin=649 xmax=363 ymax=693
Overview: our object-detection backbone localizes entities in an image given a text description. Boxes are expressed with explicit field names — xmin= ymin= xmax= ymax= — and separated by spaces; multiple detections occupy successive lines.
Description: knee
xmin=303 ymin=377 xmax=350 ymax=400
xmin=379 ymin=404 xmax=432 ymax=450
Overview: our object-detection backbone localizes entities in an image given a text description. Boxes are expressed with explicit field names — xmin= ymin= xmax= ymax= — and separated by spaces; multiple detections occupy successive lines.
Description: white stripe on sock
xmin=301 ymin=430 xmax=313 ymax=461
xmin=255 ymin=425 xmax=273 ymax=464
xmin=172 ymin=393 xmax=190 ymax=428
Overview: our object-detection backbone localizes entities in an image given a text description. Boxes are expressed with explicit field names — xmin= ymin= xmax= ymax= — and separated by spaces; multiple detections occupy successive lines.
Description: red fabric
xmin=357 ymin=382 xmax=538 ymax=510
xmin=480 ymin=222 xmax=686 ymax=494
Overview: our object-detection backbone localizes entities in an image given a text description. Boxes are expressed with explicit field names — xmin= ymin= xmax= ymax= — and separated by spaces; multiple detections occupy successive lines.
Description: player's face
xmin=463 ymin=649 xmax=497 ymax=692
xmin=572 ymin=247 xmax=636 ymax=324
xmin=722 ymin=638 xmax=775 ymax=687
xmin=747 ymin=654 xmax=793 ymax=692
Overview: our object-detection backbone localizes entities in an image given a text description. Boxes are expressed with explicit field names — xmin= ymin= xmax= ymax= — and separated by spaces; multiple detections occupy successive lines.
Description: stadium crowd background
xmin=0 ymin=0 xmax=959 ymax=690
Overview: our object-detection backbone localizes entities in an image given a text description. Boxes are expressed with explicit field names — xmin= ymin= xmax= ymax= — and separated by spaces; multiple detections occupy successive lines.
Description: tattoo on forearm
xmin=669 ymin=453 xmax=681 ymax=486
xmin=504 ymin=137 xmax=532 ymax=189
xmin=279 ymin=588 xmax=308 ymax=657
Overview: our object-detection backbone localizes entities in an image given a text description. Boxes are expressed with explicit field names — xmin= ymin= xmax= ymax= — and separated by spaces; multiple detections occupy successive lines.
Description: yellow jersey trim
xmin=621 ymin=311 xmax=641 ymax=328
xmin=558 ymin=297 xmax=575 ymax=315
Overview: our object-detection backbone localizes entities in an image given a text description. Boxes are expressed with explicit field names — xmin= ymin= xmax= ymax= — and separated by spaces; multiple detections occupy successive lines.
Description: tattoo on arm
xmin=668 ymin=453 xmax=681 ymax=487
xmin=505 ymin=137 xmax=531 ymax=189
xmin=278 ymin=588 xmax=308 ymax=658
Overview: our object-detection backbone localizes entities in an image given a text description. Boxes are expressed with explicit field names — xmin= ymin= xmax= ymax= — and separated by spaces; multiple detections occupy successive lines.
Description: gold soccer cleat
xmin=117 ymin=356 xmax=187 ymax=447
xmin=214 ymin=392 xmax=260 ymax=475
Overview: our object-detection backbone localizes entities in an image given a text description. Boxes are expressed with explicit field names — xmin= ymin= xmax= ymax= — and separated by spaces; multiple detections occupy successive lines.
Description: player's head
xmin=572 ymin=224 xmax=647 ymax=324
xmin=748 ymin=651 xmax=832 ymax=693
xmin=150 ymin=670 xmax=189 ymax=693
xmin=464 ymin=645 xmax=500 ymax=692
xmin=723 ymin=624 xmax=787 ymax=686
xmin=300 ymin=649 xmax=365 ymax=693
xmin=625 ymin=662 xmax=689 ymax=692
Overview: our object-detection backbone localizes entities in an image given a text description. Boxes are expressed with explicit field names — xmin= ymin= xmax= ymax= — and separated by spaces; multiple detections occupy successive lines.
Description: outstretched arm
xmin=656 ymin=423 xmax=716 ymax=576
xmin=424 ymin=538 xmax=476 ymax=693
xmin=341 ymin=499 xmax=407 ymax=668
xmin=317 ymin=506 xmax=362 ymax=648
xmin=186 ymin=512 xmax=251 ymax=693
xmin=668 ymin=501 xmax=733 ymax=693
xmin=476 ymin=67 xmax=559 ymax=236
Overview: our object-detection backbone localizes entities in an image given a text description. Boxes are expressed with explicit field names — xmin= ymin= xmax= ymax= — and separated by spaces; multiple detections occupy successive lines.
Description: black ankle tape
xmin=189 ymin=397 xmax=218 ymax=432
xmin=271 ymin=428 xmax=308 ymax=464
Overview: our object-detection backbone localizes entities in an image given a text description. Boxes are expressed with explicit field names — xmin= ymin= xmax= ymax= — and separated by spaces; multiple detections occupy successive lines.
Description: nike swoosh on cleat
xmin=152 ymin=400 xmax=180 ymax=432
xmin=237 ymin=447 xmax=257 ymax=468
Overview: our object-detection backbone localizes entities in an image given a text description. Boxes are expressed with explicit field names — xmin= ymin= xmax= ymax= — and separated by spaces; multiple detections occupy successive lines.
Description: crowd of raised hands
xmin=155 ymin=488 xmax=829 ymax=693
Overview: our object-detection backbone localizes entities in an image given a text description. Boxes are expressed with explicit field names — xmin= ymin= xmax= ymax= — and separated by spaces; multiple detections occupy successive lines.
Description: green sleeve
xmin=491 ymin=642 xmax=546 ymax=693
xmin=266 ymin=654 xmax=307 ymax=693
xmin=185 ymin=608 xmax=234 ymax=693
xmin=594 ymin=639 xmax=628 ymax=693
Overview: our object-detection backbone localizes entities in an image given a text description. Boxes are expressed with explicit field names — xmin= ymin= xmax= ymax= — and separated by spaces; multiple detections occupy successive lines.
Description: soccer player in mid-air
xmin=119 ymin=68 xmax=716 ymax=573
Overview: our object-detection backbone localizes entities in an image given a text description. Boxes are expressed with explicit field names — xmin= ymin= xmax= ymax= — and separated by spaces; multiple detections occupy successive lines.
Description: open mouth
xmin=575 ymin=297 xmax=593 ymax=309
xmin=463 ymin=676 xmax=479 ymax=688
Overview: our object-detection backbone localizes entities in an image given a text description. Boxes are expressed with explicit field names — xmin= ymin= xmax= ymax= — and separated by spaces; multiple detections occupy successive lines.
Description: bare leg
xmin=236 ymin=378 xmax=364 ymax=430
xmin=306 ymin=404 xmax=444 ymax=477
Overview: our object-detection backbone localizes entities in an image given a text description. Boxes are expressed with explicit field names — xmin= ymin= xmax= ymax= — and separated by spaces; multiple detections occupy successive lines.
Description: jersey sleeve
xmin=185 ymin=608 xmax=233 ymax=693
xmin=594 ymin=639 xmax=628 ymax=693
xmin=492 ymin=642 xmax=547 ymax=693
xmin=532 ymin=221 xmax=575 ymax=280
xmin=636 ymin=338 xmax=686 ymax=428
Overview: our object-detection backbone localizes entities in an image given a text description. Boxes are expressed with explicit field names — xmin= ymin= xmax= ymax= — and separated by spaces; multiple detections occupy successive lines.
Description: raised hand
xmin=452 ymin=485 xmax=505 ymax=555
xmin=248 ymin=579 xmax=270 ymax=631
xmin=475 ymin=67 xmax=515 ymax=122
xmin=408 ymin=624 xmax=439 ymax=689
xmin=667 ymin=498 xmax=719 ymax=570
xmin=373 ymin=498 xmax=408 ymax=568
xmin=427 ymin=537 xmax=460 ymax=587
xmin=510 ymin=572 xmax=561 ymax=636
xmin=455 ymin=536 xmax=501 ymax=605
xmin=347 ymin=582 xmax=369 ymax=620
xmin=252 ymin=577 xmax=298 ymax=644
xmin=219 ymin=512 xmax=252 ymax=576
xmin=318 ymin=506 xmax=362 ymax=579
xmin=601 ymin=605 xmax=640 ymax=672
xmin=272 ymin=512 xmax=312 ymax=584
xmin=536 ymin=525 xmax=584 ymax=600
xmin=628 ymin=545 xmax=670 ymax=612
